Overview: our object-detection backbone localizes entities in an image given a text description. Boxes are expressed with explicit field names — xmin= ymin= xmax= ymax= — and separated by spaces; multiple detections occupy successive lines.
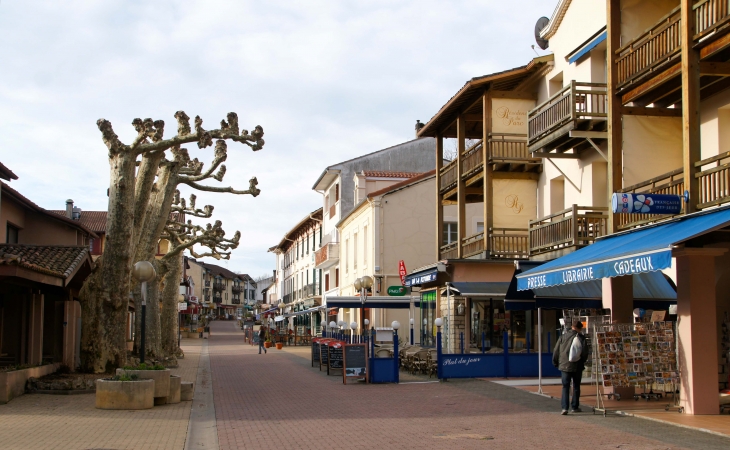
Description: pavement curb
xmin=184 ymin=338 xmax=219 ymax=450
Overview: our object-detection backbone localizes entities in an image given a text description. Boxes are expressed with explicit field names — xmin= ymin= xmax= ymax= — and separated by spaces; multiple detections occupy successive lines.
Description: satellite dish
xmin=534 ymin=16 xmax=550 ymax=50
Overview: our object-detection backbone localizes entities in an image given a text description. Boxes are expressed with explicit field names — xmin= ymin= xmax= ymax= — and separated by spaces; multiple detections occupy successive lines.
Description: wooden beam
xmin=490 ymin=90 xmax=537 ymax=100
xmin=457 ymin=115 xmax=466 ymax=258
xmin=465 ymin=187 xmax=484 ymax=195
xmin=621 ymin=106 xmax=682 ymax=117
xmin=531 ymin=151 xmax=580 ymax=159
xmin=492 ymin=172 xmax=541 ymax=180
xmin=569 ymin=130 xmax=608 ymax=139
xmin=607 ymin=0 xmax=622 ymax=233
xmin=464 ymin=114 xmax=484 ymax=122
xmin=621 ymin=63 xmax=681 ymax=105
xmin=435 ymin=134 xmax=444 ymax=258
xmin=699 ymin=61 xmax=730 ymax=76
xmin=681 ymin=0 xmax=701 ymax=214
xmin=483 ymin=91 xmax=492 ymax=256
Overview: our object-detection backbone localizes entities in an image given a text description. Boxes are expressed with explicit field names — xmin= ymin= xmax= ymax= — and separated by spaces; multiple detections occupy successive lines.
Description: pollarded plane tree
xmin=81 ymin=111 xmax=263 ymax=373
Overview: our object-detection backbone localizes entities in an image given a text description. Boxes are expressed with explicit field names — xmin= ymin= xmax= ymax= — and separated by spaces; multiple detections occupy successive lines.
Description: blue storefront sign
xmin=404 ymin=268 xmax=438 ymax=287
xmin=517 ymin=250 xmax=672 ymax=291
xmin=611 ymin=193 xmax=683 ymax=215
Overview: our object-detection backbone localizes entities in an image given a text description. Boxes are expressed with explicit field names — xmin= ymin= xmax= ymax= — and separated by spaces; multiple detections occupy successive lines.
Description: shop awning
xmin=325 ymin=296 xmax=419 ymax=309
xmin=284 ymin=307 xmax=320 ymax=318
xmin=507 ymin=262 xmax=676 ymax=311
xmin=516 ymin=206 xmax=730 ymax=291
xmin=447 ymin=282 xmax=510 ymax=297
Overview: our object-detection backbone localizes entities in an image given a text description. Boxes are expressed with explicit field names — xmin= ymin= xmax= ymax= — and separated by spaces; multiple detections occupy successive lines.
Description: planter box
xmin=168 ymin=375 xmax=181 ymax=404
xmin=181 ymin=381 xmax=194 ymax=401
xmin=116 ymin=368 xmax=170 ymax=400
xmin=0 ymin=363 xmax=58 ymax=404
xmin=95 ymin=379 xmax=154 ymax=410
xmin=187 ymin=332 xmax=201 ymax=339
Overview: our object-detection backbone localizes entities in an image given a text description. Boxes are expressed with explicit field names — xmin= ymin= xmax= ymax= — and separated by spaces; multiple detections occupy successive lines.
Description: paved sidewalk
xmin=0 ymin=339 xmax=202 ymax=450
xmin=207 ymin=321 xmax=730 ymax=450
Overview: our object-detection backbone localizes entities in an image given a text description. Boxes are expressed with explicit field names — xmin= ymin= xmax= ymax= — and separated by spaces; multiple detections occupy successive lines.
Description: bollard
xmin=482 ymin=332 xmax=486 ymax=354
xmin=527 ymin=332 xmax=531 ymax=354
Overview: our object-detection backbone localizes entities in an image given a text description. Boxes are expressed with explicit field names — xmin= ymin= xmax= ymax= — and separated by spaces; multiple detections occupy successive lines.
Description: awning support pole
xmin=538 ymin=307 xmax=543 ymax=395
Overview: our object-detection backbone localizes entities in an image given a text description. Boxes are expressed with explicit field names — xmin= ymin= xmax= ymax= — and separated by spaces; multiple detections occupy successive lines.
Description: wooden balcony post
xmin=681 ymin=0 xmax=701 ymax=213
xmin=436 ymin=134 xmax=444 ymax=258
xmin=482 ymin=90 xmax=493 ymax=256
xmin=569 ymin=80 xmax=577 ymax=120
xmin=571 ymin=204 xmax=578 ymax=247
xmin=457 ymin=115 xmax=466 ymax=258
xmin=607 ymin=0 xmax=623 ymax=232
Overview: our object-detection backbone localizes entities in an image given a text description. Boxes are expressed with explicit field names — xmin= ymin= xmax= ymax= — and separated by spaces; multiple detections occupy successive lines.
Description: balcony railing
xmin=489 ymin=228 xmax=528 ymax=259
xmin=283 ymin=293 xmax=292 ymax=304
xmin=302 ymin=283 xmax=320 ymax=298
xmin=439 ymin=159 xmax=458 ymax=193
xmin=315 ymin=242 xmax=339 ymax=268
xmin=696 ymin=150 xmax=730 ymax=208
xmin=213 ymin=295 xmax=222 ymax=304
xmin=489 ymin=134 xmax=529 ymax=160
xmin=231 ymin=285 xmax=243 ymax=294
xmin=213 ymin=282 xmax=224 ymax=292
xmin=617 ymin=168 xmax=685 ymax=230
xmin=617 ymin=1 xmax=730 ymax=89
xmin=527 ymin=82 xmax=607 ymax=148
xmin=461 ymin=140 xmax=484 ymax=179
xmin=204 ymin=293 xmax=211 ymax=302
xmin=529 ymin=205 xmax=609 ymax=256
xmin=204 ymin=280 xmax=211 ymax=287
xmin=440 ymin=242 xmax=458 ymax=260
xmin=461 ymin=232 xmax=484 ymax=258
xmin=232 ymin=297 xmax=241 ymax=305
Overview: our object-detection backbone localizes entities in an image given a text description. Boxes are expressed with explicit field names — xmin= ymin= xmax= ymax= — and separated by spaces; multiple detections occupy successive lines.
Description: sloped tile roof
xmin=50 ymin=210 xmax=108 ymax=233
xmin=361 ymin=171 xmax=423 ymax=178
xmin=0 ymin=244 xmax=90 ymax=279
xmin=0 ymin=161 xmax=18 ymax=181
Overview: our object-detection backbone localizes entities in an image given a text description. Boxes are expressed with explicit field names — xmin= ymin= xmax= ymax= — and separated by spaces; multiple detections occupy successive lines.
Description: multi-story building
xmin=312 ymin=138 xmax=438 ymax=326
xmin=187 ymin=259 xmax=251 ymax=318
xmin=269 ymin=208 xmax=323 ymax=333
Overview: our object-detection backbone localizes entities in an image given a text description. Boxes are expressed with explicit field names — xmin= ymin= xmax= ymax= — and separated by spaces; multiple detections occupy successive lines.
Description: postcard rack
xmin=591 ymin=321 xmax=683 ymax=416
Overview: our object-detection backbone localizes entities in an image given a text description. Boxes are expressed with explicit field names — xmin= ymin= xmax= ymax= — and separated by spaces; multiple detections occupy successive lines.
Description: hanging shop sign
xmin=404 ymin=268 xmax=438 ymax=287
xmin=387 ymin=286 xmax=407 ymax=296
xmin=398 ymin=260 xmax=407 ymax=286
xmin=611 ymin=193 xmax=684 ymax=215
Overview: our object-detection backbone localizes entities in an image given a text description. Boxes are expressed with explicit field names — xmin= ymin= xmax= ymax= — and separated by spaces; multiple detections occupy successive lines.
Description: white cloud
xmin=0 ymin=0 xmax=553 ymax=274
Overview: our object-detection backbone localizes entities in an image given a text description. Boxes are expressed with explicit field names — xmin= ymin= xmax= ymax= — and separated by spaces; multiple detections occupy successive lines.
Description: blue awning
xmin=568 ymin=29 xmax=606 ymax=64
xmin=517 ymin=206 xmax=730 ymax=291
xmin=405 ymin=268 xmax=438 ymax=287
xmin=449 ymin=282 xmax=510 ymax=297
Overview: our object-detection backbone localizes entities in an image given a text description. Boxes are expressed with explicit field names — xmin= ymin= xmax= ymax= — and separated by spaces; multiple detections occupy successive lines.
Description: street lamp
xmin=132 ymin=261 xmax=156 ymax=364
xmin=409 ymin=318 xmax=414 ymax=345
xmin=355 ymin=276 xmax=373 ymax=304
xmin=350 ymin=322 xmax=357 ymax=343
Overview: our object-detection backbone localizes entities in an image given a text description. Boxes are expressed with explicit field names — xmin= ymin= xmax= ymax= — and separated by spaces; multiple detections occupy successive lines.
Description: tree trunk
xmin=80 ymin=151 xmax=137 ymax=372
xmin=160 ymin=256 xmax=182 ymax=357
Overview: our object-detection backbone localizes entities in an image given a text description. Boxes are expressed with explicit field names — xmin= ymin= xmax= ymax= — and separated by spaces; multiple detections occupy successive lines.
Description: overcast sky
xmin=0 ymin=0 xmax=553 ymax=277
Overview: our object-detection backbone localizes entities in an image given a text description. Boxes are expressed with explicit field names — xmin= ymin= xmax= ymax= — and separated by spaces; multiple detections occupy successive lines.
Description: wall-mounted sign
xmin=178 ymin=303 xmax=188 ymax=311
xmin=611 ymin=193 xmax=683 ymax=215
xmin=387 ymin=286 xmax=407 ymax=296
xmin=398 ymin=260 xmax=407 ymax=286
xmin=404 ymin=268 xmax=438 ymax=287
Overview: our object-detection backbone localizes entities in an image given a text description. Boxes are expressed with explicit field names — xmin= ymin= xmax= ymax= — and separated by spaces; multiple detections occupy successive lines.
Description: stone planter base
xmin=95 ymin=379 xmax=154 ymax=410
xmin=181 ymin=381 xmax=194 ymax=401
xmin=168 ymin=375 xmax=181 ymax=404
xmin=1 ymin=364 xmax=58 ymax=404
xmin=116 ymin=368 xmax=170 ymax=401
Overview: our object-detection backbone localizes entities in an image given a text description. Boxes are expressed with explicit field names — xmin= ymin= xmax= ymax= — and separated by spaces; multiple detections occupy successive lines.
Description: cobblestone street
xmin=1 ymin=322 xmax=728 ymax=449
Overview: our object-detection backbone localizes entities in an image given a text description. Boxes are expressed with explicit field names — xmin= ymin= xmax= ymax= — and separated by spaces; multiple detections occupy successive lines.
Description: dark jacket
xmin=552 ymin=329 xmax=588 ymax=373
xmin=258 ymin=328 xmax=266 ymax=339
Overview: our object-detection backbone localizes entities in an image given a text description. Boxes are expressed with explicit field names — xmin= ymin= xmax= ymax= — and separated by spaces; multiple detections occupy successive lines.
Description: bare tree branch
xmin=180 ymin=177 xmax=260 ymax=197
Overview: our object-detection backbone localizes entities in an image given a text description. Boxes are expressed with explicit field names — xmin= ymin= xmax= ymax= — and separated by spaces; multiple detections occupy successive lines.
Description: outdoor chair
xmin=411 ymin=349 xmax=429 ymax=374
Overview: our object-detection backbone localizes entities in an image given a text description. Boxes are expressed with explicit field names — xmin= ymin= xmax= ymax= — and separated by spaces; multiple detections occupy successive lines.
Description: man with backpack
xmin=258 ymin=327 xmax=267 ymax=354
xmin=553 ymin=319 xmax=589 ymax=415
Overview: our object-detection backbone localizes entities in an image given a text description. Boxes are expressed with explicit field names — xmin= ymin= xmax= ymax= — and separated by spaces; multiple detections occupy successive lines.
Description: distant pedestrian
xmin=258 ymin=328 xmax=267 ymax=354
xmin=553 ymin=319 xmax=588 ymax=415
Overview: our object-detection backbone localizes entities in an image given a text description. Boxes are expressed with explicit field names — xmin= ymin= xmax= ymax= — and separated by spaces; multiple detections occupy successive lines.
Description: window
xmin=6 ymin=224 xmax=19 ymax=244
xmin=363 ymin=226 xmax=368 ymax=265
xmin=442 ymin=222 xmax=457 ymax=245
xmin=345 ymin=239 xmax=349 ymax=272
xmin=325 ymin=273 xmax=330 ymax=291
xmin=353 ymin=232 xmax=358 ymax=270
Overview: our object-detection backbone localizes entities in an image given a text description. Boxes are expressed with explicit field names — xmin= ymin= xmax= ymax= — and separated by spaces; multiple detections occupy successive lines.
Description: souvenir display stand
xmin=591 ymin=321 xmax=682 ymax=416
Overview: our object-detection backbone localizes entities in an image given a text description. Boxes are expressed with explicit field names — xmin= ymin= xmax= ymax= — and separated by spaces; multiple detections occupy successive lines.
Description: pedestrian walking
xmin=258 ymin=327 xmax=267 ymax=354
xmin=553 ymin=319 xmax=588 ymax=415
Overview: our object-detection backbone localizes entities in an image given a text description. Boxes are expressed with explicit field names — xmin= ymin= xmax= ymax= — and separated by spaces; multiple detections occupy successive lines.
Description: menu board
xmin=595 ymin=321 xmax=678 ymax=388
xmin=328 ymin=344 xmax=343 ymax=375
xmin=319 ymin=342 xmax=329 ymax=371
xmin=311 ymin=340 xmax=320 ymax=367
xmin=343 ymin=344 xmax=367 ymax=384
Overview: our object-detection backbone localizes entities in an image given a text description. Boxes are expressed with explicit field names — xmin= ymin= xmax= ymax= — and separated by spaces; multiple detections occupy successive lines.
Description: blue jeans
xmin=561 ymin=371 xmax=581 ymax=411
xmin=259 ymin=340 xmax=266 ymax=354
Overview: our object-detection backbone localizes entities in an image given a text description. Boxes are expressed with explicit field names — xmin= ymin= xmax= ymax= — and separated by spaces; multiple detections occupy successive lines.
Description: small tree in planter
xmin=116 ymin=363 xmax=170 ymax=404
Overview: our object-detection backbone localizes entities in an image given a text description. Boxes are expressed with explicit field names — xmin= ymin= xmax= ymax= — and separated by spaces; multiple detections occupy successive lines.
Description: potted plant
xmin=116 ymin=363 xmax=171 ymax=404
xmin=96 ymin=373 xmax=154 ymax=410
xmin=264 ymin=338 xmax=272 ymax=349
xmin=275 ymin=341 xmax=283 ymax=350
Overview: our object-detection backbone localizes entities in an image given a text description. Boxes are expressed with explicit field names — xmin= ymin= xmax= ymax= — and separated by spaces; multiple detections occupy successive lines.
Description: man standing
xmin=553 ymin=320 xmax=588 ymax=415
xmin=258 ymin=327 xmax=267 ymax=354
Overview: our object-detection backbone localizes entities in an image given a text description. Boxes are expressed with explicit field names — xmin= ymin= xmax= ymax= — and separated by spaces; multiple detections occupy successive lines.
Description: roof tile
xmin=361 ymin=171 xmax=423 ymax=178
xmin=0 ymin=244 xmax=90 ymax=279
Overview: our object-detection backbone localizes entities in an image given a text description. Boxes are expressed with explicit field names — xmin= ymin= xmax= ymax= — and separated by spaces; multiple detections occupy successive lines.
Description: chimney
xmin=415 ymin=120 xmax=425 ymax=137
xmin=72 ymin=206 xmax=82 ymax=220
xmin=65 ymin=199 xmax=74 ymax=219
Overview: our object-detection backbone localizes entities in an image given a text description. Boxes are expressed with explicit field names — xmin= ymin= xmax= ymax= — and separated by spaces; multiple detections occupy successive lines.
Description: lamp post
xmin=329 ymin=321 xmax=337 ymax=340
xmin=391 ymin=320 xmax=400 ymax=383
xmin=434 ymin=317 xmax=443 ymax=379
xmin=409 ymin=318 xmax=414 ymax=345
xmin=364 ymin=318 xmax=370 ymax=343
xmin=132 ymin=261 xmax=156 ymax=364
xmin=423 ymin=318 xmax=428 ymax=347
xmin=350 ymin=322 xmax=357 ymax=343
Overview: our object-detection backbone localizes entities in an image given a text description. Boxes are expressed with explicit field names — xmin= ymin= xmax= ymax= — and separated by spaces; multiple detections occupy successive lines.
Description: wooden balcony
xmin=439 ymin=159 xmax=458 ymax=194
xmin=489 ymin=134 xmax=542 ymax=173
xmin=618 ymin=1 xmax=730 ymax=105
xmin=528 ymin=82 xmax=607 ymax=156
xmin=528 ymin=205 xmax=609 ymax=257
xmin=489 ymin=228 xmax=528 ymax=259
xmin=461 ymin=141 xmax=484 ymax=180
xmin=461 ymin=232 xmax=485 ymax=258
xmin=696 ymin=150 xmax=730 ymax=208
xmin=440 ymin=242 xmax=458 ymax=260
xmin=617 ymin=168 xmax=685 ymax=230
